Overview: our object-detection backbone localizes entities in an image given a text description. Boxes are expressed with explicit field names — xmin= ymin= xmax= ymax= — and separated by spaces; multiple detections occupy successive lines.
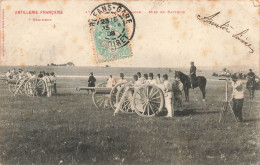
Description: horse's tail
xmin=198 ymin=76 xmax=207 ymax=88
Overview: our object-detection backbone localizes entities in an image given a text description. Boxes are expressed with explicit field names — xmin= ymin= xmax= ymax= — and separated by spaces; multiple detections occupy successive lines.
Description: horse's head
xmin=175 ymin=70 xmax=182 ymax=79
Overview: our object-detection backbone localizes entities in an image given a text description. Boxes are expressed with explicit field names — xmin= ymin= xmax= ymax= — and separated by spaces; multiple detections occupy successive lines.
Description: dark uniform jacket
xmin=190 ymin=66 xmax=196 ymax=78
xmin=88 ymin=75 xmax=96 ymax=87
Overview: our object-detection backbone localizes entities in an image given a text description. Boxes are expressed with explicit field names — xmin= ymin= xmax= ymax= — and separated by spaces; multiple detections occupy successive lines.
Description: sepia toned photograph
xmin=0 ymin=0 xmax=259 ymax=164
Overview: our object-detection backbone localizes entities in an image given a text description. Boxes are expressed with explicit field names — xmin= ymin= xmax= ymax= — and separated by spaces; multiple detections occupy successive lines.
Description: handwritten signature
xmin=197 ymin=12 xmax=254 ymax=53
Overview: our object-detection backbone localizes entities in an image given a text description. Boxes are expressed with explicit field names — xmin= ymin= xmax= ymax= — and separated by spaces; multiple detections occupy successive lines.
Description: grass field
xmin=0 ymin=67 xmax=259 ymax=165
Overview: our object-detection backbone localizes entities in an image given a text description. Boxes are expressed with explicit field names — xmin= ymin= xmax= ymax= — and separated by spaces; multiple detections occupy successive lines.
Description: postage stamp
xmin=89 ymin=2 xmax=135 ymax=63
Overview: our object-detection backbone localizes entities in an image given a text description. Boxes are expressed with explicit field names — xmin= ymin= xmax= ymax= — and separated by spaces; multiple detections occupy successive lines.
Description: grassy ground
xmin=0 ymin=79 xmax=259 ymax=165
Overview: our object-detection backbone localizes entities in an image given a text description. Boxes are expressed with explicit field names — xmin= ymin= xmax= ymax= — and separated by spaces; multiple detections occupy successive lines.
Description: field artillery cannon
xmin=76 ymin=82 xmax=165 ymax=117
xmin=76 ymin=82 xmax=126 ymax=110
xmin=7 ymin=77 xmax=46 ymax=97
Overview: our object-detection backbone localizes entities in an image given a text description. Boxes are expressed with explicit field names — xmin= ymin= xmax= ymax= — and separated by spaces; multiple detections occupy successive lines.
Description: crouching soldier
xmin=162 ymin=74 xmax=173 ymax=117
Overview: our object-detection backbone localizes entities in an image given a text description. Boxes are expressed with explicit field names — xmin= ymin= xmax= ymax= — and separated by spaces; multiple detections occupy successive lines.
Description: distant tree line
xmin=47 ymin=62 xmax=75 ymax=66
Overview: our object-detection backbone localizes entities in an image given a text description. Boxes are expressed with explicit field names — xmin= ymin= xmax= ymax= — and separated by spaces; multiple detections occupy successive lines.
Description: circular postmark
xmin=89 ymin=2 xmax=135 ymax=50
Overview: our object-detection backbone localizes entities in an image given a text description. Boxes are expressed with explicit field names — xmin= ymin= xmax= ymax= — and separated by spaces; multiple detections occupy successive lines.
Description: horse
xmin=246 ymin=77 xmax=256 ymax=101
xmin=175 ymin=70 xmax=207 ymax=102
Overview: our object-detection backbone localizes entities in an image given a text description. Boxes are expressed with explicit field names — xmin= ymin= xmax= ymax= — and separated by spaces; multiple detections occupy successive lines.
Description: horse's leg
xmin=187 ymin=88 xmax=189 ymax=102
xmin=184 ymin=88 xmax=188 ymax=102
xmin=199 ymin=86 xmax=206 ymax=101
xmin=252 ymin=89 xmax=255 ymax=100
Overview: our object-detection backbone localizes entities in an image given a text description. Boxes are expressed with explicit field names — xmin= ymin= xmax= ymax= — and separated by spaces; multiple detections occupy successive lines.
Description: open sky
xmin=0 ymin=0 xmax=259 ymax=69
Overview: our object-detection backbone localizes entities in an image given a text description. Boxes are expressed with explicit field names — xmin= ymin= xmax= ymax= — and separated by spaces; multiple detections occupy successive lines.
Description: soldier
xmin=137 ymin=72 xmax=145 ymax=84
xmin=162 ymin=74 xmax=173 ymax=117
xmin=246 ymin=69 xmax=256 ymax=101
xmin=114 ymin=74 xmax=135 ymax=116
xmin=43 ymin=73 xmax=52 ymax=97
xmin=117 ymin=73 xmax=127 ymax=84
xmin=5 ymin=70 xmax=11 ymax=79
xmin=156 ymin=73 xmax=163 ymax=84
xmin=50 ymin=72 xmax=57 ymax=95
xmin=38 ymin=71 xmax=43 ymax=78
xmin=88 ymin=72 xmax=96 ymax=95
xmin=148 ymin=73 xmax=157 ymax=85
xmin=107 ymin=75 xmax=116 ymax=87
xmin=190 ymin=61 xmax=197 ymax=88
xmin=173 ymin=76 xmax=183 ymax=111
xmin=18 ymin=69 xmax=25 ymax=80
xmin=144 ymin=73 xmax=148 ymax=83
xmin=133 ymin=74 xmax=142 ymax=86
xmin=231 ymin=74 xmax=244 ymax=122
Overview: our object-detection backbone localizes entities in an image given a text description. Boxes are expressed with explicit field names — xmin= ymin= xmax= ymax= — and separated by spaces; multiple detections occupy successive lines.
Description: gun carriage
xmin=76 ymin=82 xmax=165 ymax=117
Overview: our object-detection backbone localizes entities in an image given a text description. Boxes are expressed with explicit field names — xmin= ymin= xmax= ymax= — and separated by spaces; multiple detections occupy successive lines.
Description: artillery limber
xmin=76 ymin=82 xmax=165 ymax=117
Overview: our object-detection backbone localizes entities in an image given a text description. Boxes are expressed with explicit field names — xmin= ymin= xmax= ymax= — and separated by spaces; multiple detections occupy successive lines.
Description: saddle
xmin=190 ymin=77 xmax=199 ymax=88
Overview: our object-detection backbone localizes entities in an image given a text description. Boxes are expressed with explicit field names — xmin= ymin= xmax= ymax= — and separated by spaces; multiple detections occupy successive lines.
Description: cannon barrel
xmin=76 ymin=86 xmax=112 ymax=94
xmin=8 ymin=79 xmax=17 ymax=84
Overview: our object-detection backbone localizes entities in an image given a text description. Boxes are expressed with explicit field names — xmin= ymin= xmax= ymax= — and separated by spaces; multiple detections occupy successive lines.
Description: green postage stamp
xmin=89 ymin=3 xmax=135 ymax=63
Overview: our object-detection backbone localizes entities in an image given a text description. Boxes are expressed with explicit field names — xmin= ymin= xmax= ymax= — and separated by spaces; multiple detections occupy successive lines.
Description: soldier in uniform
xmin=173 ymin=76 xmax=183 ymax=111
xmin=50 ymin=72 xmax=57 ymax=95
xmin=162 ymin=74 xmax=173 ymax=117
xmin=156 ymin=74 xmax=163 ymax=84
xmin=190 ymin=61 xmax=197 ymax=88
xmin=144 ymin=73 xmax=148 ymax=84
xmin=231 ymin=74 xmax=244 ymax=122
xmin=43 ymin=73 xmax=52 ymax=97
xmin=114 ymin=74 xmax=135 ymax=116
xmin=117 ymin=73 xmax=128 ymax=84
xmin=107 ymin=75 xmax=116 ymax=87
xmin=148 ymin=73 xmax=157 ymax=85
xmin=246 ymin=69 xmax=256 ymax=101
xmin=88 ymin=72 xmax=96 ymax=95
xmin=137 ymin=72 xmax=145 ymax=84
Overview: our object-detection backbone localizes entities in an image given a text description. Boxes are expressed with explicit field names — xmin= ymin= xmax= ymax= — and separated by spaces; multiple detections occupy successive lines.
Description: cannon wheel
xmin=16 ymin=78 xmax=28 ymax=95
xmin=8 ymin=83 xmax=16 ymax=94
xmin=109 ymin=82 xmax=126 ymax=110
xmin=116 ymin=85 xmax=134 ymax=113
xmin=133 ymin=84 xmax=164 ymax=117
xmin=24 ymin=78 xmax=46 ymax=97
xmin=92 ymin=82 xmax=110 ymax=109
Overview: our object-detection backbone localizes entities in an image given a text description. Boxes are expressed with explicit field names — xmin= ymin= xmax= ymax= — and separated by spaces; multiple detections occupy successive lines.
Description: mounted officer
xmin=189 ymin=61 xmax=197 ymax=88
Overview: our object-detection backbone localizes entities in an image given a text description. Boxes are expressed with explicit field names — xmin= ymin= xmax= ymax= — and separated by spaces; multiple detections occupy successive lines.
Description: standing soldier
xmin=50 ymin=72 xmax=56 ymax=95
xmin=173 ymin=76 xmax=183 ymax=112
xmin=156 ymin=73 xmax=163 ymax=84
xmin=114 ymin=74 xmax=136 ymax=116
xmin=162 ymin=74 xmax=173 ymax=117
xmin=246 ymin=69 xmax=256 ymax=101
xmin=107 ymin=75 xmax=116 ymax=87
xmin=190 ymin=61 xmax=197 ymax=88
xmin=43 ymin=73 xmax=52 ymax=97
xmin=5 ymin=70 xmax=11 ymax=79
xmin=137 ymin=72 xmax=145 ymax=84
xmin=148 ymin=73 xmax=157 ymax=85
xmin=117 ymin=73 xmax=128 ymax=84
xmin=143 ymin=73 xmax=148 ymax=84
xmin=88 ymin=72 xmax=96 ymax=95
xmin=231 ymin=74 xmax=244 ymax=122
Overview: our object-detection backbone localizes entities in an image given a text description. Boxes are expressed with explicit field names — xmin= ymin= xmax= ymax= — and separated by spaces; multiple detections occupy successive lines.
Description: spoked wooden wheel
xmin=8 ymin=83 xmax=16 ymax=94
xmin=116 ymin=85 xmax=134 ymax=113
xmin=16 ymin=78 xmax=28 ymax=95
xmin=109 ymin=82 xmax=126 ymax=110
xmin=25 ymin=78 xmax=46 ymax=97
xmin=133 ymin=84 xmax=164 ymax=117
xmin=92 ymin=82 xmax=110 ymax=109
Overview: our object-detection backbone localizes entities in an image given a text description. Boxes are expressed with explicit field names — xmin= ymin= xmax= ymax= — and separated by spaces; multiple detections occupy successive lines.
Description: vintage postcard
xmin=0 ymin=0 xmax=259 ymax=164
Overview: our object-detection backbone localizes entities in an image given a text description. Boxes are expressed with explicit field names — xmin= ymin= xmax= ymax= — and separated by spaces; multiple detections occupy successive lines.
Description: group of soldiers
xmin=88 ymin=71 xmax=184 ymax=117
xmin=5 ymin=68 xmax=57 ymax=97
